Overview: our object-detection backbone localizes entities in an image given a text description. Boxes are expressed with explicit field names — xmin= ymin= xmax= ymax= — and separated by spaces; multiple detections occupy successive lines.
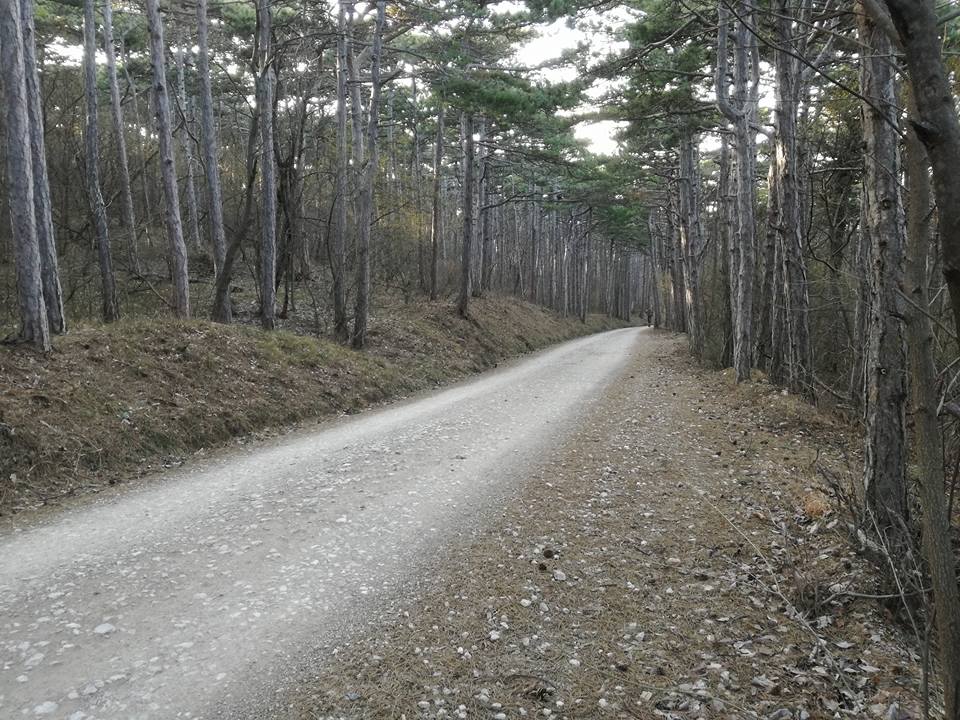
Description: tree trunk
xmin=102 ymin=0 xmax=140 ymax=275
xmin=331 ymin=2 xmax=350 ymax=339
xmin=429 ymin=106 xmax=445 ymax=301
xmin=145 ymin=0 xmax=190 ymax=318
xmin=351 ymin=1 xmax=385 ymax=348
xmin=175 ymin=46 xmax=202 ymax=253
xmin=83 ymin=0 xmax=119 ymax=322
xmin=195 ymin=0 xmax=227 ymax=281
xmin=457 ymin=112 xmax=475 ymax=318
xmin=904 ymin=87 xmax=960 ymax=720
xmin=0 ymin=0 xmax=49 ymax=350
xmin=716 ymin=2 xmax=758 ymax=381
xmin=678 ymin=131 xmax=705 ymax=359
xmin=256 ymin=0 xmax=277 ymax=330
xmin=23 ymin=0 xmax=66 ymax=333
xmin=858 ymin=3 xmax=909 ymax=554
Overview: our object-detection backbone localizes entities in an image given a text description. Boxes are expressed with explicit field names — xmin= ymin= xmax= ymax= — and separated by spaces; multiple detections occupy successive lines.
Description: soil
xmin=285 ymin=332 xmax=925 ymax=720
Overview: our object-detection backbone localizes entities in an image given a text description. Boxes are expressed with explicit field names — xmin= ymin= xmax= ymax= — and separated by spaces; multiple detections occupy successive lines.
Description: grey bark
xmin=145 ymin=0 xmax=190 ymax=318
xmin=0 ymin=0 xmax=50 ymax=349
xmin=102 ymin=0 xmax=140 ymax=274
xmin=331 ymin=2 xmax=350 ymax=340
xmin=22 ymin=0 xmax=66 ymax=332
xmin=83 ymin=0 xmax=120 ymax=322
xmin=175 ymin=46 xmax=202 ymax=253
xmin=457 ymin=113 xmax=476 ymax=318
xmin=716 ymin=2 xmax=759 ymax=382
xmin=256 ymin=0 xmax=277 ymax=330
xmin=858 ymin=4 xmax=909 ymax=553
xmin=904 ymin=88 xmax=960 ymax=720
xmin=678 ymin=131 xmax=705 ymax=359
xmin=195 ymin=0 xmax=227 ymax=279
xmin=351 ymin=1 xmax=385 ymax=348
xmin=429 ymin=105 xmax=445 ymax=301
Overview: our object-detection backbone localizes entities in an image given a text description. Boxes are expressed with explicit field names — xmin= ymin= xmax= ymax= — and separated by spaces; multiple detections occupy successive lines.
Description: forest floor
xmin=288 ymin=333 xmax=926 ymax=720
xmin=0 ymin=296 xmax=624 ymax=515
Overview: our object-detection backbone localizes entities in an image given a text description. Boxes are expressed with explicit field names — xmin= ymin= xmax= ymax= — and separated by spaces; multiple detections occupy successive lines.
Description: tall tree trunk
xmin=102 ymin=0 xmax=140 ymax=275
xmin=0 ymin=0 xmax=49 ymax=350
xmin=678 ymin=130 xmax=705 ymax=359
xmin=22 ymin=0 xmax=66 ymax=333
xmin=773 ymin=0 xmax=812 ymax=395
xmin=457 ymin=112 xmax=475 ymax=318
xmin=211 ymin=112 xmax=259 ymax=323
xmin=122 ymin=38 xmax=154 ymax=237
xmin=145 ymin=0 xmax=190 ymax=318
xmin=716 ymin=2 xmax=759 ymax=382
xmin=429 ymin=105 xmax=445 ymax=301
xmin=904 ymin=88 xmax=960 ymax=720
xmin=83 ymin=0 xmax=119 ymax=322
xmin=858 ymin=3 xmax=909 ymax=554
xmin=195 ymin=0 xmax=226 ymax=280
xmin=175 ymin=46 xmax=202 ymax=253
xmin=256 ymin=0 xmax=277 ymax=330
xmin=331 ymin=2 xmax=350 ymax=340
xmin=351 ymin=1 xmax=385 ymax=348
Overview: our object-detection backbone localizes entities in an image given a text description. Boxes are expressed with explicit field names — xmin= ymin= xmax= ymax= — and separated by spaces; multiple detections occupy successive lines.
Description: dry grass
xmin=0 ymin=296 xmax=624 ymax=514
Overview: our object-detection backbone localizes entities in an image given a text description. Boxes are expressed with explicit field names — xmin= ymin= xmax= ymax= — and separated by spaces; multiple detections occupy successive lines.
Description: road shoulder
xmin=287 ymin=332 xmax=922 ymax=720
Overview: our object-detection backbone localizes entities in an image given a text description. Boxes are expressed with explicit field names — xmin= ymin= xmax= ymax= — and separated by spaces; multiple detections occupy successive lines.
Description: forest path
xmin=0 ymin=326 xmax=644 ymax=720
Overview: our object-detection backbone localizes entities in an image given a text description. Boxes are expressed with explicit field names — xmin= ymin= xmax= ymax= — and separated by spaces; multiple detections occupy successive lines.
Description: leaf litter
xmin=286 ymin=333 xmax=924 ymax=720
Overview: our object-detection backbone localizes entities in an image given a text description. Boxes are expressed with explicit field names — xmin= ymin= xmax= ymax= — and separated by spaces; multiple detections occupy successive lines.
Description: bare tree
xmin=1 ymin=0 xmax=50 ymax=349
xmin=83 ymin=0 xmax=120 ymax=322
xmin=257 ymin=0 xmax=277 ymax=330
xmin=102 ymin=0 xmax=140 ymax=274
xmin=331 ymin=1 xmax=350 ymax=341
xmin=457 ymin=112 xmax=476 ymax=318
xmin=145 ymin=0 xmax=190 ymax=317
xmin=22 ymin=0 xmax=66 ymax=333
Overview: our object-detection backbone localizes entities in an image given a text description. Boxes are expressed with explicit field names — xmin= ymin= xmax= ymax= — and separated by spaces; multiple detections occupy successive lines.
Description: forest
xmin=2 ymin=0 xmax=960 ymax=717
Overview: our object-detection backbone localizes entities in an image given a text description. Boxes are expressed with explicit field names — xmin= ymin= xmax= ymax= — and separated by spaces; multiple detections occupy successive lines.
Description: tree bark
xmin=678 ymin=131 xmax=705 ymax=359
xmin=102 ymin=0 xmax=140 ymax=275
xmin=83 ymin=0 xmax=120 ymax=322
xmin=457 ymin=112 xmax=476 ymax=318
xmin=256 ymin=0 xmax=277 ymax=330
xmin=331 ymin=1 xmax=350 ymax=340
xmin=23 ymin=0 xmax=66 ymax=333
xmin=145 ymin=0 xmax=190 ymax=318
xmin=858 ymin=2 xmax=909 ymax=554
xmin=195 ymin=0 xmax=226 ymax=281
xmin=0 ymin=0 xmax=49 ymax=350
xmin=429 ymin=105 xmax=445 ymax=301
xmin=175 ymin=46 xmax=202 ymax=253
xmin=904 ymin=88 xmax=960 ymax=720
xmin=351 ymin=1 xmax=386 ymax=348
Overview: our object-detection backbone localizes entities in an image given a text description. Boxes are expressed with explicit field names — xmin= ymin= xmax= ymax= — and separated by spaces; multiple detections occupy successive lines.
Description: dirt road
xmin=0 ymin=328 xmax=643 ymax=719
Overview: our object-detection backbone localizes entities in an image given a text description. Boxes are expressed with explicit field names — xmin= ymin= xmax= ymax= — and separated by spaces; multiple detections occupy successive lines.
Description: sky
xmin=511 ymin=11 xmax=631 ymax=157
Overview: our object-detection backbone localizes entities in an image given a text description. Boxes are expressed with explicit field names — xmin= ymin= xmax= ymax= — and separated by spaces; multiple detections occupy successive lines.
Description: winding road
xmin=0 ymin=327 xmax=642 ymax=719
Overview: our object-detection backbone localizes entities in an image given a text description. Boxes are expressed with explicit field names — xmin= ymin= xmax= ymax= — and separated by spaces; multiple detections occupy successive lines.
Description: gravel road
xmin=0 ymin=327 xmax=642 ymax=719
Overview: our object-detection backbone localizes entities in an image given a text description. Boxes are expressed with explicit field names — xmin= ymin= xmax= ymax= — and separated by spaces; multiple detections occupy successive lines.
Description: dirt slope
xmin=0 ymin=297 xmax=624 ymax=514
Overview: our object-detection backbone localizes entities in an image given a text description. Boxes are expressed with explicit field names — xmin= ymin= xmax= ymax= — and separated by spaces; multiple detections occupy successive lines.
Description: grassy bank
xmin=0 ymin=297 xmax=627 ymax=515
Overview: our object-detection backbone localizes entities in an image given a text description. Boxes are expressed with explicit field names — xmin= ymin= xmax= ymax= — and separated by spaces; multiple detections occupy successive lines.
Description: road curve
xmin=0 ymin=327 xmax=643 ymax=719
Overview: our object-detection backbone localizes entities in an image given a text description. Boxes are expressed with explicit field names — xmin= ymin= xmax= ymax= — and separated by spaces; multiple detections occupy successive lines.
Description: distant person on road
xmin=645 ymin=309 xmax=653 ymax=327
